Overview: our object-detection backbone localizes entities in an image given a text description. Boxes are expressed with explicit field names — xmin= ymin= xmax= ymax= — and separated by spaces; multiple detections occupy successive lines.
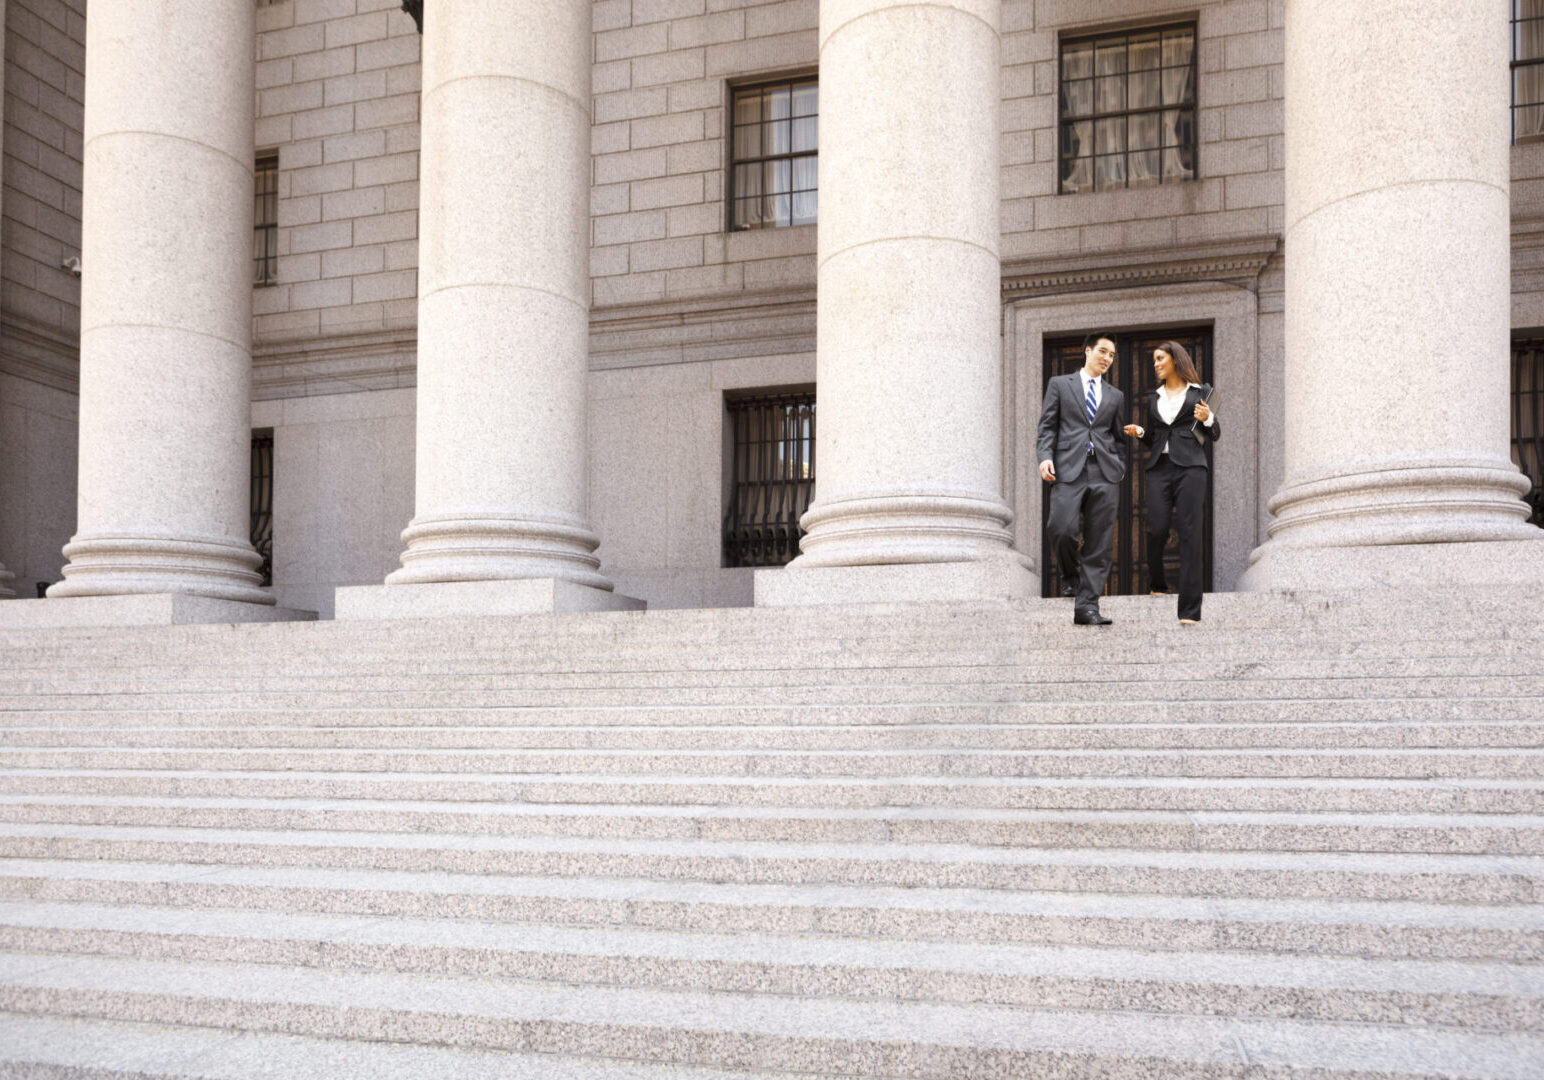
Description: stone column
xmin=45 ymin=0 xmax=270 ymax=606
xmin=1244 ymin=0 xmax=1544 ymax=590
xmin=337 ymin=0 xmax=638 ymax=618
xmin=758 ymin=0 xmax=1032 ymax=605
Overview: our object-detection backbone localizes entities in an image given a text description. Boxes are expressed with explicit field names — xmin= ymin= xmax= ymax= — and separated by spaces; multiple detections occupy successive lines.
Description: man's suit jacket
xmin=1037 ymin=372 xmax=1126 ymax=485
xmin=1135 ymin=384 xmax=1220 ymax=470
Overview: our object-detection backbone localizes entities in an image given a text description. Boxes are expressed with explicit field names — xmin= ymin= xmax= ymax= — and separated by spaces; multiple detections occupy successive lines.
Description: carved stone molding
xmin=252 ymin=326 xmax=419 ymax=401
xmin=1001 ymin=236 xmax=1282 ymax=300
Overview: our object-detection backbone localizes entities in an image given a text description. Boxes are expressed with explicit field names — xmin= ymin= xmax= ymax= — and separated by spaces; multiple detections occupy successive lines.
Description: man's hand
xmin=1123 ymin=424 xmax=1144 ymax=438
xmin=1039 ymin=460 xmax=1056 ymax=483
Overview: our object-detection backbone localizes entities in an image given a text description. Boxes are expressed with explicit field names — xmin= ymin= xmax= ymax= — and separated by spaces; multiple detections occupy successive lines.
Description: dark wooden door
xmin=1039 ymin=328 xmax=1215 ymax=598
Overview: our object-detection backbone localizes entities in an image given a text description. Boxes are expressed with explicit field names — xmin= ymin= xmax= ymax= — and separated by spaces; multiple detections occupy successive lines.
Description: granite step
xmin=3 ymin=675 xmax=1542 ymax=709
xmin=2 ymin=859 xmax=1533 ymax=960
xmin=1 ymin=901 xmax=1538 ymax=1030
xmin=1 ymin=720 xmax=1538 ymax=751
xmin=6 ymin=697 xmax=1541 ymax=727
xmin=0 ymin=1011 xmax=822 ymax=1080
xmin=0 ymin=770 xmax=1536 ymax=814
xmin=0 ymin=827 xmax=1537 ymax=903
xmin=0 ymin=952 xmax=1538 ymax=1079
xmin=0 ymin=745 xmax=1538 ymax=777
xmin=0 ymin=797 xmax=1538 ymax=855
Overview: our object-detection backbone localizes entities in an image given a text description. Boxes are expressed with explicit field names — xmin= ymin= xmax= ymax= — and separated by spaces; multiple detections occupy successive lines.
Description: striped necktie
xmin=1085 ymin=378 xmax=1098 ymax=452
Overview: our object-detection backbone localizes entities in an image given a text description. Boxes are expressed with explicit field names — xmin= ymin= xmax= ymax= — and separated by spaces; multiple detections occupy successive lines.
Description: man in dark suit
xmin=1037 ymin=332 xmax=1127 ymax=625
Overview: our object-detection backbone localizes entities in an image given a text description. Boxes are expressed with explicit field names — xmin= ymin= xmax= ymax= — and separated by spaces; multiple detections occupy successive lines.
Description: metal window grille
xmin=253 ymin=153 xmax=278 ymax=286
xmin=1059 ymin=23 xmax=1197 ymax=194
xmin=1516 ymin=2 xmax=1544 ymax=142
xmin=723 ymin=392 xmax=816 ymax=567
xmin=251 ymin=432 xmax=274 ymax=587
xmin=1512 ymin=340 xmax=1544 ymax=527
xmin=730 ymin=78 xmax=817 ymax=231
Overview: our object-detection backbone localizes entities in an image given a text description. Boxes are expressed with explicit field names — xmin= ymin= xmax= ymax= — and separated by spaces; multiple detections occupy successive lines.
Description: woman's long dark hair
xmin=1156 ymin=340 xmax=1202 ymax=386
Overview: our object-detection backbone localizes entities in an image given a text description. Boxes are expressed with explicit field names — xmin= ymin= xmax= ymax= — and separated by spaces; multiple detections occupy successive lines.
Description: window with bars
xmin=1515 ymin=2 xmax=1544 ymax=142
xmin=723 ymin=391 xmax=816 ymax=567
xmin=253 ymin=153 xmax=278 ymax=286
xmin=729 ymin=77 xmax=817 ymax=231
xmin=251 ymin=431 xmax=274 ymax=587
xmin=1512 ymin=340 xmax=1544 ymax=528
xmin=1059 ymin=23 xmax=1197 ymax=194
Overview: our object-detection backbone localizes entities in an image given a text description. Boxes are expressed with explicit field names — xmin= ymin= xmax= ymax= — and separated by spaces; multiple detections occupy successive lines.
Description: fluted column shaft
xmin=50 ymin=0 xmax=267 ymax=603
xmin=387 ymin=0 xmax=610 ymax=589
xmin=791 ymin=0 xmax=1016 ymax=568
xmin=1257 ymin=0 xmax=1535 ymax=562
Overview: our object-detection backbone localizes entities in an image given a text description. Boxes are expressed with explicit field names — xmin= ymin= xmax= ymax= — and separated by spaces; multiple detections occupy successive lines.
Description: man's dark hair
xmin=1083 ymin=331 xmax=1117 ymax=352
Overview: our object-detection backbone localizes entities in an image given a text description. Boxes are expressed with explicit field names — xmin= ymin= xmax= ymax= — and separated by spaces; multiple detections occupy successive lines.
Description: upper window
xmin=1515 ymin=2 xmax=1544 ymax=143
xmin=253 ymin=152 xmax=278 ymax=286
xmin=730 ymin=77 xmax=817 ymax=231
xmin=1059 ymin=24 xmax=1197 ymax=194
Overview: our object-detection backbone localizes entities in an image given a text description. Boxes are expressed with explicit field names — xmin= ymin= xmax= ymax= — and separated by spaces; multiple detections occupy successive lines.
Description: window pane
xmin=1163 ymin=29 xmax=1194 ymax=68
xmin=735 ymin=162 xmax=763 ymax=201
xmin=1062 ymin=119 xmax=1092 ymax=159
xmin=1096 ymin=116 xmax=1126 ymax=155
xmin=770 ymin=192 xmax=791 ymax=227
xmin=792 ymin=188 xmax=817 ymax=226
xmin=1096 ymin=75 xmax=1126 ymax=114
xmin=1521 ymin=0 xmax=1544 ymax=18
xmin=1518 ymin=65 xmax=1544 ymax=108
xmin=764 ymin=158 xmax=792 ymax=195
xmin=1129 ymin=111 xmax=1160 ymax=151
xmin=1163 ymin=143 xmax=1196 ymax=182
xmin=1063 ymin=41 xmax=1094 ymax=80
xmin=1130 ymin=70 xmax=1160 ymax=110
xmin=734 ymin=196 xmax=762 ymax=230
xmin=1061 ymin=154 xmax=1093 ymax=193
xmin=1062 ymin=78 xmax=1093 ymax=118
xmin=792 ymin=82 xmax=818 ymax=117
xmin=1095 ymin=39 xmax=1126 ymax=76
xmin=792 ymin=115 xmax=817 ymax=153
xmin=1129 ymin=33 xmax=1161 ymax=71
xmin=767 ymin=117 xmax=790 ymax=155
xmin=1518 ymin=103 xmax=1544 ymax=141
xmin=1163 ymin=65 xmax=1195 ymax=106
xmin=734 ymin=123 xmax=761 ymax=159
xmin=792 ymin=155 xmax=817 ymax=193
xmin=1128 ymin=149 xmax=1161 ymax=188
xmin=1519 ymin=16 xmax=1544 ymax=62
xmin=734 ymin=90 xmax=762 ymax=127
xmin=1095 ymin=153 xmax=1126 ymax=191
xmin=768 ymin=86 xmax=791 ymax=121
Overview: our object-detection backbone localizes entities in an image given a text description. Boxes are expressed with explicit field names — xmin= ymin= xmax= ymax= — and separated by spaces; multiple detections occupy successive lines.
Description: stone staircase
xmin=0 ymin=589 xmax=1539 ymax=1079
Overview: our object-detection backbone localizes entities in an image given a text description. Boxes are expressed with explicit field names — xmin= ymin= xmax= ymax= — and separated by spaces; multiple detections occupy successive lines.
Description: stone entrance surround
xmin=1 ymin=0 xmax=1542 ymax=628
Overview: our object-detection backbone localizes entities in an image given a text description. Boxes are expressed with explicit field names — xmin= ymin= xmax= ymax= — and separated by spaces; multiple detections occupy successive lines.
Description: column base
xmin=1240 ymin=536 xmax=1544 ymax=592
xmin=755 ymin=558 xmax=1038 ymax=607
xmin=334 ymin=578 xmax=646 ymax=620
xmin=0 ymin=594 xmax=316 ymax=628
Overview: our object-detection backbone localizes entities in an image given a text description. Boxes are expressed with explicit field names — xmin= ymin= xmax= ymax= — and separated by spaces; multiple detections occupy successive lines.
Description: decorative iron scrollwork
xmin=401 ymin=0 xmax=423 ymax=34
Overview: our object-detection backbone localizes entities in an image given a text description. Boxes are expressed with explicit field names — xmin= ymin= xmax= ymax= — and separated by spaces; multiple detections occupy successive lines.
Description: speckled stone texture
xmin=0 ymin=594 xmax=315 ymax=629
xmin=771 ymin=0 xmax=1028 ymax=592
xmin=0 ymin=587 xmax=1541 ymax=1077
xmin=46 ymin=0 xmax=271 ymax=609
xmin=335 ymin=578 xmax=644 ymax=620
xmin=384 ymin=1 xmax=618 ymax=595
xmin=1246 ymin=0 xmax=1544 ymax=590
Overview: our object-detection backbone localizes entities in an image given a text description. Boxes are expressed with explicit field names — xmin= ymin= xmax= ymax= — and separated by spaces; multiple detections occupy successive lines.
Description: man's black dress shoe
xmin=1059 ymin=582 xmax=1076 ymax=598
xmin=1074 ymin=610 xmax=1112 ymax=626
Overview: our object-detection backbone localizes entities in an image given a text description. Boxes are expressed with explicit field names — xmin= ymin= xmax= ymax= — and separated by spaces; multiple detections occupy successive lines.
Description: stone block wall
xmin=252 ymin=0 xmax=422 ymax=343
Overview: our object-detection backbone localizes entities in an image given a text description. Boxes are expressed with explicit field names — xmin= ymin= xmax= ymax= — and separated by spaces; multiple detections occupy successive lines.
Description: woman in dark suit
xmin=1122 ymin=341 xmax=1218 ymax=624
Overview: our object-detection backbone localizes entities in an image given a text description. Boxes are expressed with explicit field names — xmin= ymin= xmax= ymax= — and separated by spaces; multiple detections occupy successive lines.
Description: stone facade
xmin=1 ymin=0 xmax=1541 ymax=617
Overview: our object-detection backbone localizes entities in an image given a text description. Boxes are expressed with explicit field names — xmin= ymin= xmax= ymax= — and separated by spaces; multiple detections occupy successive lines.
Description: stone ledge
xmin=755 ymin=559 xmax=1039 ymax=607
xmin=1240 ymin=537 xmax=1544 ymax=592
xmin=334 ymin=578 xmax=646 ymax=620
xmin=0 ymin=594 xmax=316 ymax=628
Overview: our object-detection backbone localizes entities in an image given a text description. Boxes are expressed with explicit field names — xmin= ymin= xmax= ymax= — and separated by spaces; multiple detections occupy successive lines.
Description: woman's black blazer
xmin=1136 ymin=384 xmax=1220 ymax=469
